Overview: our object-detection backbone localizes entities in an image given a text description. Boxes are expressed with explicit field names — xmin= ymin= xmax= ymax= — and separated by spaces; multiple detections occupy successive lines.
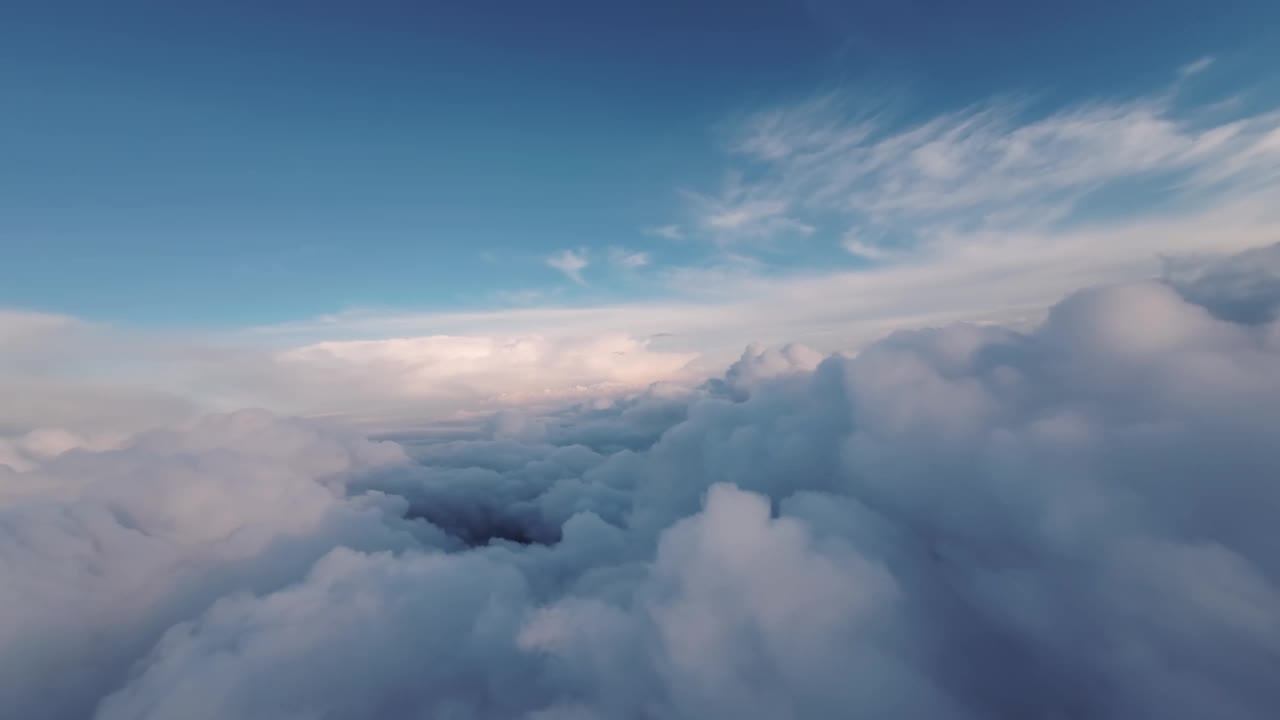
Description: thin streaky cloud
xmin=1179 ymin=55 xmax=1215 ymax=76
xmin=842 ymin=234 xmax=891 ymax=260
xmin=609 ymin=248 xmax=651 ymax=268
xmin=647 ymin=224 xmax=684 ymax=240
xmin=718 ymin=88 xmax=1280 ymax=242
xmin=546 ymin=249 xmax=589 ymax=285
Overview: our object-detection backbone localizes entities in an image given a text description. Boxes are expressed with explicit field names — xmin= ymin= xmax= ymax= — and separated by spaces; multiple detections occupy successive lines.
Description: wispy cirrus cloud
xmin=609 ymin=247 xmax=651 ymax=268
xmin=1179 ymin=55 xmax=1215 ymax=77
xmin=493 ymin=288 xmax=553 ymax=306
xmin=646 ymin=224 xmax=684 ymax=240
xmin=841 ymin=233 xmax=892 ymax=261
xmin=546 ymin=249 xmax=589 ymax=285
xmin=682 ymin=185 xmax=815 ymax=243
xmin=687 ymin=78 xmax=1280 ymax=258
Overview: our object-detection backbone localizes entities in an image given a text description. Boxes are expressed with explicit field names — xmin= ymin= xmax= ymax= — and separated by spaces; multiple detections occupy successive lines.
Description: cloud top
xmin=5 ymin=246 xmax=1280 ymax=718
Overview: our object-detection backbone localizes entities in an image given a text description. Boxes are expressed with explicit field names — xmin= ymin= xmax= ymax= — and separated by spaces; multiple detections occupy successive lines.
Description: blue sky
xmin=3 ymin=0 xmax=1277 ymax=328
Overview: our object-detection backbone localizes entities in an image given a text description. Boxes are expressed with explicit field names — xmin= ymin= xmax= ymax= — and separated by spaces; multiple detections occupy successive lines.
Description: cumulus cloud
xmin=0 ymin=427 xmax=123 ymax=475
xmin=5 ymin=246 xmax=1280 ymax=718
xmin=0 ymin=410 xmax=424 ymax=720
xmin=1163 ymin=242 xmax=1280 ymax=325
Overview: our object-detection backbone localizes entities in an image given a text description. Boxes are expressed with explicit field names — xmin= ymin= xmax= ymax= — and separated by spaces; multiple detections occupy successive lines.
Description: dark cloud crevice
xmin=405 ymin=503 xmax=562 ymax=549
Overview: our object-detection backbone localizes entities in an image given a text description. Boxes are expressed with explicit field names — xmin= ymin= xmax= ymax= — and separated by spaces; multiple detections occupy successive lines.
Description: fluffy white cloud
xmin=0 ymin=427 xmax=123 ymax=475
xmin=5 ymin=247 xmax=1280 ymax=718
xmin=0 ymin=410 xmax=423 ymax=720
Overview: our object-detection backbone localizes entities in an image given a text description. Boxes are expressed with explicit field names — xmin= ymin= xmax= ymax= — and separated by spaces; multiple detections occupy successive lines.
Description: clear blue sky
xmin=2 ymin=0 xmax=1277 ymax=327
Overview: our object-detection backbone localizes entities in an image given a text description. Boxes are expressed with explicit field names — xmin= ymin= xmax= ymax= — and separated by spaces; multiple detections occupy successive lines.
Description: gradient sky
xmin=4 ymin=0 xmax=1277 ymax=327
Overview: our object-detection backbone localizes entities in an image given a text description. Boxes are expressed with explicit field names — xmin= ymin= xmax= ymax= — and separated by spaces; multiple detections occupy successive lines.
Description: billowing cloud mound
xmin=5 ymin=249 xmax=1280 ymax=719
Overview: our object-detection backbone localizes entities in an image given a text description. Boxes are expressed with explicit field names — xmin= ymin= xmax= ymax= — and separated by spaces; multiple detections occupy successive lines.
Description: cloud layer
xmin=5 ymin=246 xmax=1280 ymax=719
xmin=5 ymin=78 xmax=1280 ymax=435
xmin=706 ymin=86 xmax=1280 ymax=245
